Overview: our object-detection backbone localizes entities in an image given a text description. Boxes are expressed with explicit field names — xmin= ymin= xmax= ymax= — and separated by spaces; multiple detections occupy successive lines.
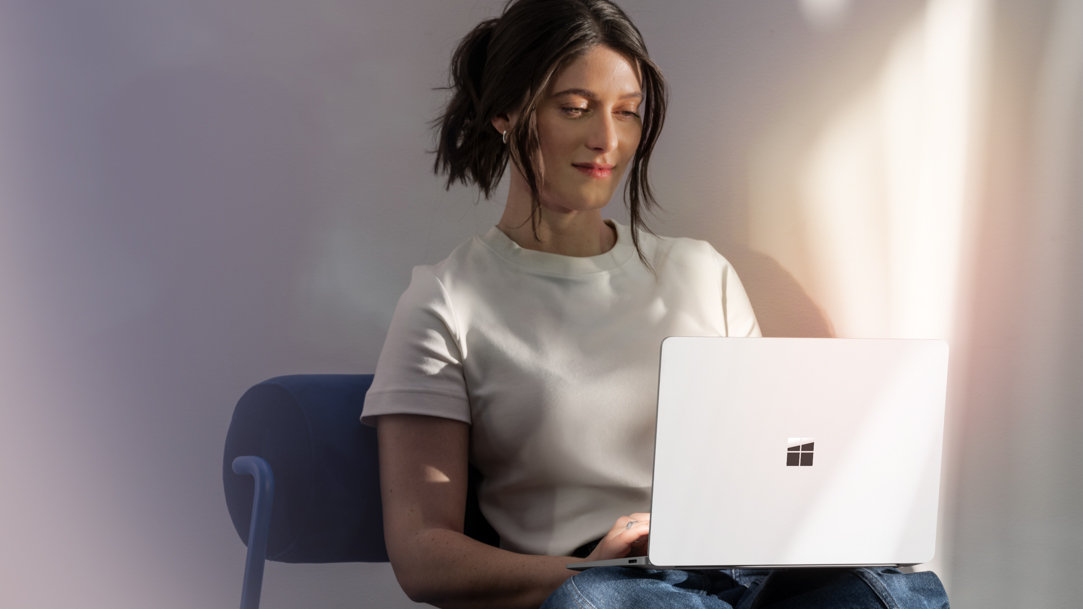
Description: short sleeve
xmin=721 ymin=262 xmax=761 ymax=338
xmin=361 ymin=266 xmax=471 ymax=426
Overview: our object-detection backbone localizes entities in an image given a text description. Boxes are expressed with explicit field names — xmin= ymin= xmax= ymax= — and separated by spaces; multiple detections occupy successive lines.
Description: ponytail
xmin=433 ymin=18 xmax=507 ymax=197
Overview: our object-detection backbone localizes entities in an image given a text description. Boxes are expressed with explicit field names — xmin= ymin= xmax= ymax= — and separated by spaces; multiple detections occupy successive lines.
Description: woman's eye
xmin=562 ymin=106 xmax=588 ymax=117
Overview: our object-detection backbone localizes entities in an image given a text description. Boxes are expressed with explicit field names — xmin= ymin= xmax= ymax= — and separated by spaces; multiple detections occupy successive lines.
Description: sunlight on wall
xmin=752 ymin=0 xmax=993 ymax=587
xmin=759 ymin=0 xmax=989 ymax=340
xmin=797 ymin=0 xmax=854 ymax=32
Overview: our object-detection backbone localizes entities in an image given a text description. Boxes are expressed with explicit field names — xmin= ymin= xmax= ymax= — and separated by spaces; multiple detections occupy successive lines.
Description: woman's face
xmin=531 ymin=45 xmax=644 ymax=214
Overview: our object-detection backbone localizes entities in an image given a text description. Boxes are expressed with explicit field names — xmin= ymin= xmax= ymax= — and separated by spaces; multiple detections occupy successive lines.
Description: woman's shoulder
xmin=637 ymin=226 xmax=733 ymax=268
xmin=397 ymin=230 xmax=509 ymax=301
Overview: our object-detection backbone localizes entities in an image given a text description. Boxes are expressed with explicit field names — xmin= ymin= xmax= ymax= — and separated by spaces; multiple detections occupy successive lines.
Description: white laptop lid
xmin=647 ymin=337 xmax=949 ymax=568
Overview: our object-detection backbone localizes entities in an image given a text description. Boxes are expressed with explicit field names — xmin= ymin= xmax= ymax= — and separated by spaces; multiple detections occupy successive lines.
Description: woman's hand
xmin=583 ymin=513 xmax=651 ymax=562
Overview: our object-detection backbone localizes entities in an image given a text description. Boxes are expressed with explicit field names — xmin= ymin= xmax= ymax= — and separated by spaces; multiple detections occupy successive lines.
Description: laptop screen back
xmin=647 ymin=337 xmax=949 ymax=568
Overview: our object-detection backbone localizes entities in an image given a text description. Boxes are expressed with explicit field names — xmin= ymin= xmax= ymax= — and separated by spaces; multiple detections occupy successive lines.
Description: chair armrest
xmin=231 ymin=456 xmax=274 ymax=609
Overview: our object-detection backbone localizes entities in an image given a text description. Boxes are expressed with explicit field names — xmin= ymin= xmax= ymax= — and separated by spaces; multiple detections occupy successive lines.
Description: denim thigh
xmin=754 ymin=568 xmax=950 ymax=609
xmin=541 ymin=567 xmax=753 ymax=609
xmin=541 ymin=567 xmax=948 ymax=609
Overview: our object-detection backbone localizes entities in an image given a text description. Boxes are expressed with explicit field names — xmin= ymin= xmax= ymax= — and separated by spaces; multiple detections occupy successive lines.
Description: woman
xmin=362 ymin=1 xmax=948 ymax=608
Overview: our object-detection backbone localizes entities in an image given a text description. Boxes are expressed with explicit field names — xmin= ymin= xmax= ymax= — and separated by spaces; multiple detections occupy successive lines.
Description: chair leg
xmin=232 ymin=456 xmax=275 ymax=609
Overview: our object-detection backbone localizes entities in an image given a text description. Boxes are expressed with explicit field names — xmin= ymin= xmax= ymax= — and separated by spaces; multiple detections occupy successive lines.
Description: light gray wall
xmin=2 ymin=1 xmax=1080 ymax=608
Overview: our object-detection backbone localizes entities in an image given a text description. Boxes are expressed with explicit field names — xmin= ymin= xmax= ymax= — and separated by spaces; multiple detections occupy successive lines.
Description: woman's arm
xmin=377 ymin=413 xmax=573 ymax=609
xmin=377 ymin=413 xmax=650 ymax=609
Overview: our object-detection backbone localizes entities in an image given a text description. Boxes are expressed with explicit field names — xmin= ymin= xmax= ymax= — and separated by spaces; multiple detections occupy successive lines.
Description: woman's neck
xmin=497 ymin=208 xmax=616 ymax=257
xmin=496 ymin=180 xmax=617 ymax=257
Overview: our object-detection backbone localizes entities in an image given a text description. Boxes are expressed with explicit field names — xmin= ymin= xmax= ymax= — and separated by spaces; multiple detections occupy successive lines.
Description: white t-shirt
xmin=363 ymin=221 xmax=760 ymax=556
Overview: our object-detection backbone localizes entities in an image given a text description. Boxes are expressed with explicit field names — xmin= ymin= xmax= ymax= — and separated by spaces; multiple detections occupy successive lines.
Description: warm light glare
xmin=766 ymin=0 xmax=988 ymax=340
xmin=423 ymin=465 xmax=452 ymax=484
xmin=797 ymin=0 xmax=854 ymax=32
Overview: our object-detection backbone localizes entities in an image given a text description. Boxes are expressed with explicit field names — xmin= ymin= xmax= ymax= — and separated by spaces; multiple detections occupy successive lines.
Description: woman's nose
xmin=586 ymin=114 xmax=619 ymax=152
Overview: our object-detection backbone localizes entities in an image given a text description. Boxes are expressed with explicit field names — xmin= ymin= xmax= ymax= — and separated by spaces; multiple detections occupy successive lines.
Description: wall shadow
xmin=725 ymin=246 xmax=835 ymax=339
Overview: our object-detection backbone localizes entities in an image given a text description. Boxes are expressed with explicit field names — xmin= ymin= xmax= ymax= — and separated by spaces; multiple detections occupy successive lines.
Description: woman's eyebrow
xmin=551 ymin=87 xmax=643 ymax=100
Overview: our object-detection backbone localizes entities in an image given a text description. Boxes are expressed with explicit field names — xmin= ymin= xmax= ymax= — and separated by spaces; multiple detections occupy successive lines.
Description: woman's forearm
xmin=377 ymin=415 xmax=585 ymax=608
xmin=389 ymin=527 xmax=577 ymax=609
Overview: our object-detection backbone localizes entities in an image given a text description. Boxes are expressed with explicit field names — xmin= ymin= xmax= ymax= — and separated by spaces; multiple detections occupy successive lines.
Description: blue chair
xmin=222 ymin=374 xmax=497 ymax=609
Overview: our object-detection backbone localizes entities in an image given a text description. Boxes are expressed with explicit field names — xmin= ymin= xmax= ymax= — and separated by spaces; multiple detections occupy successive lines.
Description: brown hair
xmin=433 ymin=0 xmax=668 ymax=258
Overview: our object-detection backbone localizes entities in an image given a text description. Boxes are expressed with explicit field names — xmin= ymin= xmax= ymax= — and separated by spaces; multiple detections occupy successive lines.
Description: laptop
xmin=572 ymin=336 xmax=949 ymax=570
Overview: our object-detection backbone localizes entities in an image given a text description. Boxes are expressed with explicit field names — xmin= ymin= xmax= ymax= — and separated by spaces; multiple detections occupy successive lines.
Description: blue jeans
xmin=541 ymin=567 xmax=949 ymax=609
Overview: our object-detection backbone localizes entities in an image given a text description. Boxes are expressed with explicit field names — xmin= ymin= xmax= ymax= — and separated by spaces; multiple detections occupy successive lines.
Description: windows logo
xmin=786 ymin=438 xmax=815 ymax=467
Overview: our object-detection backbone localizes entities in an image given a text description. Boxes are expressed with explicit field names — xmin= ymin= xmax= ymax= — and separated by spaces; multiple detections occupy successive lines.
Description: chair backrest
xmin=223 ymin=374 xmax=387 ymax=562
xmin=222 ymin=373 xmax=498 ymax=565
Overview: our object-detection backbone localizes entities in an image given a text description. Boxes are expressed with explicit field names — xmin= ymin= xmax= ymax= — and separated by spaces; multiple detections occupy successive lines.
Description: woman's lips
xmin=573 ymin=163 xmax=615 ymax=179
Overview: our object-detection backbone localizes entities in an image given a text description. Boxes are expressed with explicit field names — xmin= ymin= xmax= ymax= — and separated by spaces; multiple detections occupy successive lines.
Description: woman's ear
xmin=491 ymin=114 xmax=511 ymax=139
